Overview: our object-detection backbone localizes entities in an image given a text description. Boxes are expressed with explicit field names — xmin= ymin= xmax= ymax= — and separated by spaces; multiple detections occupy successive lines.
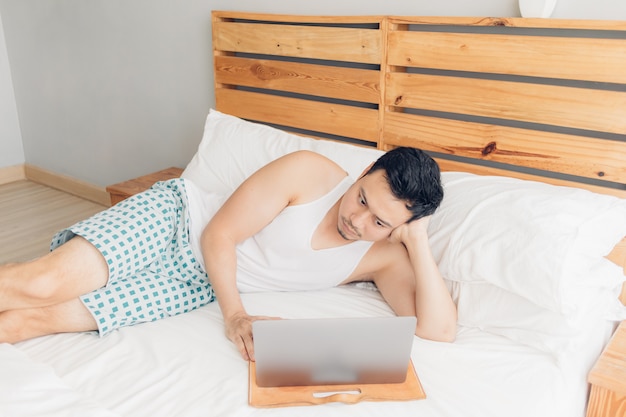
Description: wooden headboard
xmin=211 ymin=11 xmax=626 ymax=298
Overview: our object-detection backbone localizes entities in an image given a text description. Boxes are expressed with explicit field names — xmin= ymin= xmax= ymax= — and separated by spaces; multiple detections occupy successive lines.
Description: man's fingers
xmin=257 ymin=315 xmax=281 ymax=321
xmin=243 ymin=333 xmax=256 ymax=362
xmin=229 ymin=333 xmax=249 ymax=361
xmin=226 ymin=315 xmax=283 ymax=361
xmin=231 ymin=329 xmax=255 ymax=361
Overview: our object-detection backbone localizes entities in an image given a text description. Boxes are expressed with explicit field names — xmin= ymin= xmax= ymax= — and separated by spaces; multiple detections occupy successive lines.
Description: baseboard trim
xmin=24 ymin=164 xmax=111 ymax=206
xmin=0 ymin=164 xmax=26 ymax=185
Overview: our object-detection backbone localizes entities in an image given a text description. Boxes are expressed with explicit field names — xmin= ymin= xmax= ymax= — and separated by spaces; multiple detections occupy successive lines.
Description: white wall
xmin=0 ymin=0 xmax=214 ymax=186
xmin=0 ymin=7 xmax=23 ymax=169
xmin=552 ymin=0 xmax=626 ymax=19
xmin=0 ymin=0 xmax=624 ymax=186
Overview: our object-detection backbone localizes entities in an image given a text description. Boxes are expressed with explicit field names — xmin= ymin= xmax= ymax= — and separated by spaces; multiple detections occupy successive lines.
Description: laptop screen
xmin=252 ymin=316 xmax=416 ymax=387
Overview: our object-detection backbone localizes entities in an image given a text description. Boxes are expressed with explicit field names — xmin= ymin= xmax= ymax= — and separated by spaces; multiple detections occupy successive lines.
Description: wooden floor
xmin=0 ymin=180 xmax=107 ymax=263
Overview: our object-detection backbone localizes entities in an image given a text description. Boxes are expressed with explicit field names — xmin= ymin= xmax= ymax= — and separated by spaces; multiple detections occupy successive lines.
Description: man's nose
xmin=351 ymin=209 xmax=369 ymax=228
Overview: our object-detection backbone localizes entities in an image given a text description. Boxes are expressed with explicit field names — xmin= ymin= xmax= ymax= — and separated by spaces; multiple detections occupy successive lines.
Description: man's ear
xmin=358 ymin=162 xmax=374 ymax=179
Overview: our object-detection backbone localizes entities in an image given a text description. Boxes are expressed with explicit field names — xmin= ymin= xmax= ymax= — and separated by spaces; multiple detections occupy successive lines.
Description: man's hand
xmin=224 ymin=311 xmax=279 ymax=361
xmin=388 ymin=215 xmax=431 ymax=246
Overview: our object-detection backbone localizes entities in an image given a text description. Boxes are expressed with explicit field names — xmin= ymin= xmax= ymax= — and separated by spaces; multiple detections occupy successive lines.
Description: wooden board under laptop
xmin=248 ymin=360 xmax=426 ymax=407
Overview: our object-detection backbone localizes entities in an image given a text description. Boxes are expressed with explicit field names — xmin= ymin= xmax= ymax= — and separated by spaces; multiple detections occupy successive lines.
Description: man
xmin=0 ymin=147 xmax=457 ymax=360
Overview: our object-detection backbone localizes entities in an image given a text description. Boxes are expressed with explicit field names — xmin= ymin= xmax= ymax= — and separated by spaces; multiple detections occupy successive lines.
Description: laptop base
xmin=248 ymin=360 xmax=425 ymax=408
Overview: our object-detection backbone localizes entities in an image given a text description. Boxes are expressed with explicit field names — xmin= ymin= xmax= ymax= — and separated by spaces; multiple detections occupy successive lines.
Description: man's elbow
xmin=415 ymin=322 xmax=457 ymax=343
xmin=438 ymin=324 xmax=457 ymax=343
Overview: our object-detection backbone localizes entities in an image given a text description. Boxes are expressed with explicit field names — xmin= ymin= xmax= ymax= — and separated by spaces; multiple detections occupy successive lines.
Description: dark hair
xmin=365 ymin=147 xmax=443 ymax=222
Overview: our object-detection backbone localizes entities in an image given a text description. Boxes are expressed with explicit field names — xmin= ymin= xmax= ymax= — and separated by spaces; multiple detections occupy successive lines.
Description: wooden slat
xmin=386 ymin=73 xmax=626 ymax=134
xmin=607 ymin=237 xmax=626 ymax=277
xmin=435 ymin=158 xmax=626 ymax=198
xmin=588 ymin=321 xmax=626 ymax=396
xmin=214 ymin=56 xmax=380 ymax=104
xmin=213 ymin=11 xmax=384 ymax=25
xmin=215 ymin=88 xmax=379 ymax=143
xmin=388 ymin=31 xmax=626 ymax=84
xmin=382 ymin=112 xmax=626 ymax=183
xmin=388 ymin=16 xmax=626 ymax=31
xmin=213 ymin=21 xmax=382 ymax=64
xmin=586 ymin=385 xmax=626 ymax=417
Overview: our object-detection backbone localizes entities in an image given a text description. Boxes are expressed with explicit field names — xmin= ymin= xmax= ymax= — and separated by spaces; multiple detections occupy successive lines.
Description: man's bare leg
xmin=0 ymin=236 xmax=109 ymax=312
xmin=0 ymin=298 xmax=98 ymax=343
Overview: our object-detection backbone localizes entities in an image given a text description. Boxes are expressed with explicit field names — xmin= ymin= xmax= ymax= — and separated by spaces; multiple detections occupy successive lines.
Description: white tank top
xmin=185 ymin=176 xmax=373 ymax=293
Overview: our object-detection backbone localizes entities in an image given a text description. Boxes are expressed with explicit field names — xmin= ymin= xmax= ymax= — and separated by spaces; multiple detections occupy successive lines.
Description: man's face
xmin=337 ymin=170 xmax=412 ymax=242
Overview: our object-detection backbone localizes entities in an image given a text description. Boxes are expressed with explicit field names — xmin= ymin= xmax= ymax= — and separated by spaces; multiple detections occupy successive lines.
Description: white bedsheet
xmin=2 ymin=285 xmax=600 ymax=417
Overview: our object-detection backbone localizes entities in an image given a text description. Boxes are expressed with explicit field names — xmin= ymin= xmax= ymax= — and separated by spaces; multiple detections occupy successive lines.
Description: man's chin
xmin=337 ymin=227 xmax=350 ymax=241
xmin=337 ymin=225 xmax=359 ymax=241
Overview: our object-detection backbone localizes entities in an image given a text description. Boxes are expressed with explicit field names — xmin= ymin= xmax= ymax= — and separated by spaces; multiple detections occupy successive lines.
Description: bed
xmin=3 ymin=11 xmax=626 ymax=417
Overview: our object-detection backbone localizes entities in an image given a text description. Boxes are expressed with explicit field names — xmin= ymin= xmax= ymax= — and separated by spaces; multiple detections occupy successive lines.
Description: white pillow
xmin=449 ymin=258 xmax=625 ymax=359
xmin=182 ymin=109 xmax=384 ymax=196
xmin=435 ymin=172 xmax=626 ymax=358
xmin=431 ymin=171 xmax=626 ymax=316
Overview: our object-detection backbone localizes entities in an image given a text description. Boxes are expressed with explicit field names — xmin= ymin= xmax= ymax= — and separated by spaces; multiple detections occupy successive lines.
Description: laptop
xmin=252 ymin=316 xmax=417 ymax=387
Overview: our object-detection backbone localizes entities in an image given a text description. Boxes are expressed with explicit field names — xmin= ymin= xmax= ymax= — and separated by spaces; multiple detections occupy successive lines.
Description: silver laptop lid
xmin=252 ymin=316 xmax=416 ymax=387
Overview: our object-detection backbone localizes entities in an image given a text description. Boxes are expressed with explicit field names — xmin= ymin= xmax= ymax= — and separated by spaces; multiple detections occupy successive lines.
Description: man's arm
xmin=200 ymin=151 xmax=347 ymax=360
xmin=373 ymin=216 xmax=457 ymax=342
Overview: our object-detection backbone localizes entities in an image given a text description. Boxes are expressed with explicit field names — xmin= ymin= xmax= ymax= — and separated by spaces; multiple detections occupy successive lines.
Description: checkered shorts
xmin=50 ymin=178 xmax=214 ymax=336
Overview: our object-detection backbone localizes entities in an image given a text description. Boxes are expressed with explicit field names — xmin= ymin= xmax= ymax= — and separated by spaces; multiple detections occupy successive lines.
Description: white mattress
xmin=2 ymin=285 xmax=603 ymax=417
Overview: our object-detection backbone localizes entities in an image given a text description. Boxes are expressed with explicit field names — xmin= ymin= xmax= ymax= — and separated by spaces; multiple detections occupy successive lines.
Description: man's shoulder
xmin=282 ymin=150 xmax=342 ymax=171
xmin=275 ymin=151 xmax=348 ymax=201
xmin=251 ymin=150 xmax=345 ymax=188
